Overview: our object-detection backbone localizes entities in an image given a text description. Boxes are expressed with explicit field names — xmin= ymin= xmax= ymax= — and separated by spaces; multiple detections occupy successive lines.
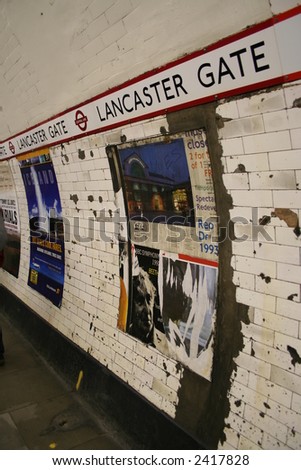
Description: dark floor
xmin=0 ymin=310 xmax=132 ymax=450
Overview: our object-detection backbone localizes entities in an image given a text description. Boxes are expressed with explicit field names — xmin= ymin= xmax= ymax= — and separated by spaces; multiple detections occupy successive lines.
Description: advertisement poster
xmin=115 ymin=132 xmax=219 ymax=378
xmin=122 ymin=243 xmax=217 ymax=376
xmin=118 ymin=139 xmax=195 ymax=226
xmin=128 ymin=244 xmax=166 ymax=347
xmin=0 ymin=163 xmax=21 ymax=277
xmin=19 ymin=151 xmax=64 ymax=307
xmin=158 ymin=252 xmax=218 ymax=375
xmin=183 ymin=129 xmax=218 ymax=262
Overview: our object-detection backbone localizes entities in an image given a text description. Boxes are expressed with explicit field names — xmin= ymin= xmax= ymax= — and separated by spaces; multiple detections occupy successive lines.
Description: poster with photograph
xmin=128 ymin=244 xmax=166 ymax=346
xmin=19 ymin=151 xmax=64 ymax=307
xmin=158 ymin=252 xmax=218 ymax=376
xmin=0 ymin=163 xmax=21 ymax=277
xmin=118 ymin=139 xmax=195 ymax=226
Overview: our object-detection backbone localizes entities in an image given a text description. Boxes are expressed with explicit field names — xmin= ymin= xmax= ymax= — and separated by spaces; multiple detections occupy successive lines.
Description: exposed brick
xmin=249 ymin=170 xmax=296 ymax=190
xmin=261 ymin=432 xmax=287 ymax=449
xmin=220 ymin=137 xmax=244 ymax=156
xmin=237 ymin=89 xmax=285 ymax=117
xmin=290 ymin=128 xmax=301 ymax=149
xmin=286 ymin=427 xmax=301 ymax=449
xmin=219 ymin=115 xmax=264 ymax=139
xmin=255 ymin=275 xmax=300 ymax=301
xmin=229 ymin=381 xmax=266 ymax=413
xmin=248 ymin=372 xmax=292 ymax=408
xmin=288 ymin=108 xmax=301 ymax=129
xmin=253 ymin=242 xmax=300 ymax=265
xmin=223 ymin=172 xmax=249 ymax=190
xmin=238 ymin=435 xmax=262 ymax=449
xmin=139 ymin=384 xmax=163 ymax=408
xmin=105 ymin=0 xmax=132 ymax=25
xmin=292 ymin=393 xmax=301 ymax=413
xmin=244 ymin=403 xmax=287 ymax=442
xmin=276 ymin=226 xmax=301 ymax=247
xmin=271 ymin=365 xmax=301 ymax=395
xmin=263 ymin=110 xmax=289 ymax=132
xmin=221 ymin=425 xmax=240 ymax=448
xmin=216 ymin=101 xmax=239 ymax=119
xmin=236 ymin=287 xmax=276 ymax=313
xmin=225 ymin=153 xmax=269 ymax=173
xmin=233 ymin=222 xmax=275 ymax=243
xmin=241 ymin=321 xmax=274 ymax=347
xmin=269 ymin=149 xmax=301 ymax=170
xmin=235 ymin=256 xmax=276 ymax=277
xmin=243 ymin=130 xmax=291 ymax=154
xmin=232 ymin=367 xmax=249 ymax=386
xmin=225 ymin=412 xmax=263 ymax=445
xmin=235 ymin=351 xmax=271 ymax=379
xmin=273 ymin=190 xmax=301 ymax=208
xmin=231 ymin=190 xmax=273 ymax=207
xmin=254 ymin=309 xmax=298 ymax=338
xmin=253 ymin=341 xmax=294 ymax=372
xmin=232 ymin=271 xmax=255 ymax=290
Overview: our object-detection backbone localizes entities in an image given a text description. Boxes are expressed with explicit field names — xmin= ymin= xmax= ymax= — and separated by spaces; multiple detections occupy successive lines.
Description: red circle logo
xmin=8 ymin=141 xmax=15 ymax=154
xmin=75 ymin=110 xmax=88 ymax=131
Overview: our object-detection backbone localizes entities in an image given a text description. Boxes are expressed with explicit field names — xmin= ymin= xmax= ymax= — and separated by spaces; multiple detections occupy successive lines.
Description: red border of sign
xmin=178 ymin=254 xmax=219 ymax=268
xmin=1 ymin=4 xmax=301 ymax=159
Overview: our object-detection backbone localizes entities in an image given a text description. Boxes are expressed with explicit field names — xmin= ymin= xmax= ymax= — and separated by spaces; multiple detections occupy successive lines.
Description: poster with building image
xmin=0 ymin=162 xmax=21 ymax=277
xmin=19 ymin=150 xmax=64 ymax=307
xmin=118 ymin=138 xmax=195 ymax=227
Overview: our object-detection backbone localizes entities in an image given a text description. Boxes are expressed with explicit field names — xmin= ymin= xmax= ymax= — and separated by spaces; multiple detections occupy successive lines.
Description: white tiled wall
xmin=1 ymin=116 xmax=184 ymax=418
xmin=218 ymin=82 xmax=301 ymax=450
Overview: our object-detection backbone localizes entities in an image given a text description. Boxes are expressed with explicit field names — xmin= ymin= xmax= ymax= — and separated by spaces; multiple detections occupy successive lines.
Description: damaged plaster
xmin=167 ymin=104 xmax=248 ymax=448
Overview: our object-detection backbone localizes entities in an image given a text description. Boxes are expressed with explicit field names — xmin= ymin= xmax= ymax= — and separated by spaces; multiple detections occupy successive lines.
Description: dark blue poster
xmin=19 ymin=151 xmax=64 ymax=307
xmin=119 ymin=139 xmax=195 ymax=226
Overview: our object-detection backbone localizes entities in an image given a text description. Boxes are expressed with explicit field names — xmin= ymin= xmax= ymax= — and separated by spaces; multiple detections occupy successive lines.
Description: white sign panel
xmin=0 ymin=7 xmax=300 ymax=160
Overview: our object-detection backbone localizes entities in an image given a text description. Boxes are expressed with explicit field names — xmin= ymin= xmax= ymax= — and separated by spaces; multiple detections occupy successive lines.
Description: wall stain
xmin=272 ymin=208 xmax=300 ymax=237
xmin=234 ymin=164 xmax=246 ymax=173
xmin=168 ymin=104 xmax=248 ymax=449
xmin=259 ymin=273 xmax=271 ymax=283
xmin=293 ymin=97 xmax=301 ymax=107
xmin=287 ymin=345 xmax=301 ymax=366
xmin=70 ymin=194 xmax=79 ymax=204
xmin=259 ymin=215 xmax=271 ymax=226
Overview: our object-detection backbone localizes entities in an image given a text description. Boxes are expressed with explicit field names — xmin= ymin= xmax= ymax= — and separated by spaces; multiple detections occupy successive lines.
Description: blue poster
xmin=119 ymin=139 xmax=195 ymax=226
xmin=19 ymin=151 xmax=64 ymax=307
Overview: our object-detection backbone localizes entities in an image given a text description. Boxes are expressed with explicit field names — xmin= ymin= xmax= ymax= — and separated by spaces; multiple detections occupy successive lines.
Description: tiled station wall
xmin=2 ymin=117 xmax=184 ymax=419
xmin=218 ymin=82 xmax=301 ymax=450
xmin=1 ymin=81 xmax=301 ymax=449
xmin=1 ymin=0 xmax=301 ymax=450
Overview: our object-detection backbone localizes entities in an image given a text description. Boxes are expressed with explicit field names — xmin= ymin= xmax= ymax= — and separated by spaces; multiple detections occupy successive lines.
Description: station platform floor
xmin=0 ymin=309 xmax=132 ymax=450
